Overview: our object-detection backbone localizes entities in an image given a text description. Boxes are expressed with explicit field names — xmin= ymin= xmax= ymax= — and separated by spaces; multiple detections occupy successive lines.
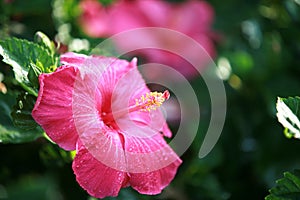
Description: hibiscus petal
xmin=123 ymin=133 xmax=181 ymax=194
xmin=71 ymin=55 xmax=129 ymax=171
xmin=72 ymin=80 xmax=127 ymax=172
xmin=129 ymin=158 xmax=182 ymax=195
xmin=111 ymin=62 xmax=171 ymax=138
xmin=60 ymin=52 xmax=88 ymax=66
xmin=32 ymin=66 xmax=79 ymax=150
xmin=94 ymin=57 xmax=136 ymax=113
xmin=109 ymin=129 xmax=181 ymax=194
xmin=162 ymin=123 xmax=172 ymax=138
xmin=124 ymin=133 xmax=181 ymax=173
xmin=73 ymin=142 xmax=128 ymax=198
xmin=61 ymin=52 xmax=134 ymax=84
xmin=124 ymin=134 xmax=182 ymax=195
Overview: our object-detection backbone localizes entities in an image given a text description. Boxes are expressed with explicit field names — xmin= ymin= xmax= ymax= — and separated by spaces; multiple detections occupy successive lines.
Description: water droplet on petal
xmin=117 ymin=174 xmax=122 ymax=181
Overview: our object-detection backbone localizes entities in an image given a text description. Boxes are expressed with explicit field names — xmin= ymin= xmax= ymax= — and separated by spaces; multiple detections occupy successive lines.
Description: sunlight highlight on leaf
xmin=276 ymin=97 xmax=300 ymax=139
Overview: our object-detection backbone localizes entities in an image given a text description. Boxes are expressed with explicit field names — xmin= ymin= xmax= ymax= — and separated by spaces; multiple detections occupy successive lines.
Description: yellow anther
xmin=135 ymin=90 xmax=170 ymax=112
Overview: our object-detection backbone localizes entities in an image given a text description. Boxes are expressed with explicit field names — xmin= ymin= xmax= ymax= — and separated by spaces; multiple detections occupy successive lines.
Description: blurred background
xmin=1 ymin=0 xmax=300 ymax=199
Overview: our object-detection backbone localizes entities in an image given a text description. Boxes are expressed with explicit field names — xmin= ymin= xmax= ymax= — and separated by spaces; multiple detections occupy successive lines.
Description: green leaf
xmin=0 ymin=37 xmax=57 ymax=95
xmin=0 ymin=93 xmax=42 ymax=144
xmin=266 ymin=170 xmax=300 ymax=200
xmin=39 ymin=143 xmax=73 ymax=167
xmin=0 ymin=34 xmax=59 ymax=144
xmin=34 ymin=31 xmax=57 ymax=58
xmin=99 ymin=0 xmax=115 ymax=6
xmin=11 ymin=92 xmax=39 ymax=130
xmin=276 ymin=97 xmax=300 ymax=139
xmin=27 ymin=62 xmax=42 ymax=89
xmin=0 ymin=125 xmax=42 ymax=144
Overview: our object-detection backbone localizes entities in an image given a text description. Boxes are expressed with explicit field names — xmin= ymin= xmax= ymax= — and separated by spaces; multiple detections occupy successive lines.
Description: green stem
xmin=43 ymin=132 xmax=55 ymax=144
xmin=19 ymin=82 xmax=38 ymax=97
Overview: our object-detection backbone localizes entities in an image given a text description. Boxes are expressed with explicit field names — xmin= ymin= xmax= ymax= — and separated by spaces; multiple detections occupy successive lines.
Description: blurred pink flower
xmin=32 ymin=52 xmax=181 ymax=198
xmin=79 ymin=0 xmax=216 ymax=78
xmin=79 ymin=0 xmax=111 ymax=37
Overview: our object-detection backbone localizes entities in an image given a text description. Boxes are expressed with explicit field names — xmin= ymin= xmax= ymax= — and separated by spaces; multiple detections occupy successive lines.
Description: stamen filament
xmin=102 ymin=90 xmax=170 ymax=122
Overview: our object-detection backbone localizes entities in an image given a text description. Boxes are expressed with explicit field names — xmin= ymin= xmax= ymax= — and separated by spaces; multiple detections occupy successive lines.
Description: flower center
xmin=102 ymin=90 xmax=170 ymax=124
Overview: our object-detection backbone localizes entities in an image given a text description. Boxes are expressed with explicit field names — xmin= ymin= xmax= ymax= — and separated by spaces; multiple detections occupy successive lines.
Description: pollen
xmin=135 ymin=90 xmax=170 ymax=112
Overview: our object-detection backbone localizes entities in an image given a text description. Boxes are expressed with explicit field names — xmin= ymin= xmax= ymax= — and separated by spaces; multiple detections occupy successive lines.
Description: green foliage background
xmin=1 ymin=0 xmax=300 ymax=199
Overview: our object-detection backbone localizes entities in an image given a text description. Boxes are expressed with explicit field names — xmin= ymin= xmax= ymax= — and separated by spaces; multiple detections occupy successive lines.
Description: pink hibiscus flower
xmin=32 ymin=52 xmax=182 ymax=198
xmin=78 ymin=0 xmax=216 ymax=78
xmin=78 ymin=0 xmax=111 ymax=37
